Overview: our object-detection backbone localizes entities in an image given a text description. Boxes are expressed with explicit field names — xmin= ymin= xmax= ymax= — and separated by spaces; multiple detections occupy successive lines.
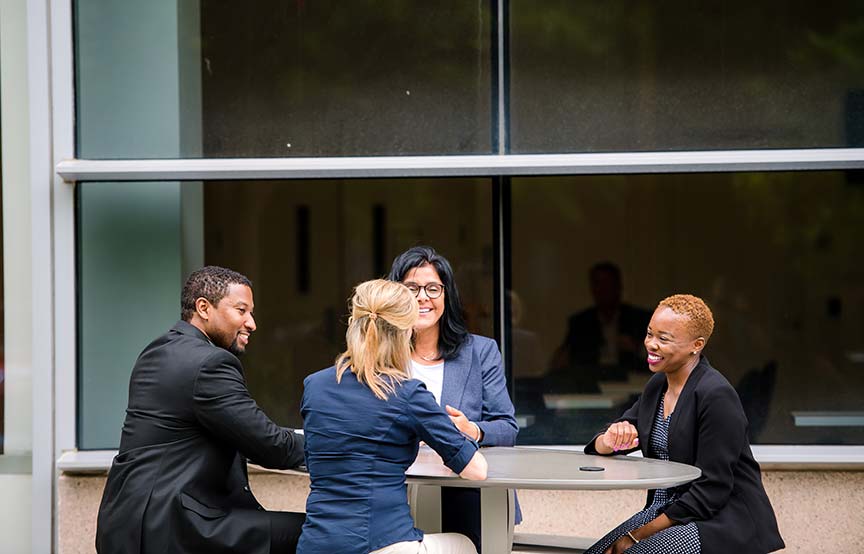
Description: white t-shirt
xmin=410 ymin=359 xmax=445 ymax=406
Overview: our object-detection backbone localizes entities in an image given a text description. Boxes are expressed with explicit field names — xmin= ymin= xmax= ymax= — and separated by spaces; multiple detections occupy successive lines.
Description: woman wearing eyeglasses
xmin=388 ymin=246 xmax=519 ymax=550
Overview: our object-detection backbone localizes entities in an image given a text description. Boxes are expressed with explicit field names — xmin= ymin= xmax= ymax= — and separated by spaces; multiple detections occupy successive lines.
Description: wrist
xmin=596 ymin=435 xmax=613 ymax=455
xmin=472 ymin=422 xmax=483 ymax=442
xmin=626 ymin=530 xmax=640 ymax=544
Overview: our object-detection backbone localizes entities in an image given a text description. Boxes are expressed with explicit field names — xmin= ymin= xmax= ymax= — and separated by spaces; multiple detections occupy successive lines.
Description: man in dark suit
xmin=96 ymin=266 xmax=305 ymax=554
xmin=549 ymin=262 xmax=651 ymax=391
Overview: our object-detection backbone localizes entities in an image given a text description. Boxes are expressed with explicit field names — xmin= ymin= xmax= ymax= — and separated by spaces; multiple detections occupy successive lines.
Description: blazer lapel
xmin=638 ymin=376 xmax=664 ymax=456
xmin=440 ymin=341 xmax=472 ymax=409
xmin=667 ymin=356 xmax=708 ymax=443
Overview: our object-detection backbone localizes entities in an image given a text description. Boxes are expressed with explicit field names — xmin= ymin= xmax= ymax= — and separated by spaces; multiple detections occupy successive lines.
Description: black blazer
xmin=96 ymin=321 xmax=305 ymax=554
xmin=585 ymin=356 xmax=784 ymax=554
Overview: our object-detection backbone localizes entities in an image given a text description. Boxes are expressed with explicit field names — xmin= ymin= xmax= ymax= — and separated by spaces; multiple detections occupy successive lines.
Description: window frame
xmin=54 ymin=1 xmax=864 ymax=467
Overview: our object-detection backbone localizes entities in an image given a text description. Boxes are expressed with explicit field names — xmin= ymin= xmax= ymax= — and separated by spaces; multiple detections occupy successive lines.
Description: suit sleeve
xmin=192 ymin=350 xmax=305 ymax=470
xmin=583 ymin=395 xmax=641 ymax=456
xmin=405 ymin=381 xmax=478 ymax=474
xmin=661 ymin=384 xmax=747 ymax=523
xmin=475 ymin=338 xmax=519 ymax=446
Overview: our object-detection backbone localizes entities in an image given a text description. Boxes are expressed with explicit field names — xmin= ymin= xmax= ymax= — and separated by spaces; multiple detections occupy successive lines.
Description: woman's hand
xmin=603 ymin=514 xmax=670 ymax=553
xmin=604 ymin=533 xmax=637 ymax=554
xmin=445 ymin=405 xmax=482 ymax=441
xmin=597 ymin=421 xmax=639 ymax=454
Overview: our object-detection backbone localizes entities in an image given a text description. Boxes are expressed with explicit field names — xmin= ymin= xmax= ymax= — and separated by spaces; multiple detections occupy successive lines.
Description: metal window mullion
xmin=56 ymin=149 xmax=864 ymax=182
xmin=497 ymin=0 xmax=508 ymax=154
xmin=51 ymin=0 xmax=77 ymax=458
xmin=28 ymin=0 xmax=58 ymax=551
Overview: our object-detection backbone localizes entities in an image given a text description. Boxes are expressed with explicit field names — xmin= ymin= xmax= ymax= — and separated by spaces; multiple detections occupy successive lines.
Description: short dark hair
xmin=387 ymin=246 xmax=469 ymax=360
xmin=181 ymin=266 xmax=253 ymax=321
xmin=589 ymin=261 xmax=622 ymax=283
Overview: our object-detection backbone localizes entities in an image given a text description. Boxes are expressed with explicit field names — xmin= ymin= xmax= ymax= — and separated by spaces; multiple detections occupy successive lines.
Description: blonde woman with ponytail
xmin=299 ymin=280 xmax=486 ymax=554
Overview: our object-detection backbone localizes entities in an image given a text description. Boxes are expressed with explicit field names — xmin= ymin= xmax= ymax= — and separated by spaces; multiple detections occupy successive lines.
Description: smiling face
xmin=201 ymin=283 xmax=257 ymax=355
xmin=402 ymin=264 xmax=445 ymax=334
xmin=644 ymin=306 xmax=704 ymax=375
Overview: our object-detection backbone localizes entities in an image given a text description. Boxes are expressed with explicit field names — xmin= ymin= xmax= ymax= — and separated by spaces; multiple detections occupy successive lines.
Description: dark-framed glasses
xmin=404 ymin=282 xmax=445 ymax=299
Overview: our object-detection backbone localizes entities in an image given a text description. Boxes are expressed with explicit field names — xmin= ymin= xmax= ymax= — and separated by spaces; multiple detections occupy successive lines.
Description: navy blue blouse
xmin=298 ymin=366 xmax=479 ymax=554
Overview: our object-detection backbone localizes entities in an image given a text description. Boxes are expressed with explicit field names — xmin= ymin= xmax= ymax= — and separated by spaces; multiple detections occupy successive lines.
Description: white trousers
xmin=370 ymin=533 xmax=477 ymax=554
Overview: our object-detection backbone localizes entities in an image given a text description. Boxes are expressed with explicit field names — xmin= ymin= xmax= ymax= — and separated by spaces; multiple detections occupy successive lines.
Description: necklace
xmin=416 ymin=351 xmax=440 ymax=362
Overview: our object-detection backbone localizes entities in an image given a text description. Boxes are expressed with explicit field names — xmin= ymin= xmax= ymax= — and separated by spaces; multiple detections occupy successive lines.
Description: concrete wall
xmin=58 ymin=469 xmax=864 ymax=553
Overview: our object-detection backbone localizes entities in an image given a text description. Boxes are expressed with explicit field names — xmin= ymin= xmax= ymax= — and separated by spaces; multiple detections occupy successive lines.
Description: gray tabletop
xmin=406 ymin=446 xmax=701 ymax=490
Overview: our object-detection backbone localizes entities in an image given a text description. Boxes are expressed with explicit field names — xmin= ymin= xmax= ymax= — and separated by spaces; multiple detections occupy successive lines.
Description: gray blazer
xmin=440 ymin=334 xmax=518 ymax=446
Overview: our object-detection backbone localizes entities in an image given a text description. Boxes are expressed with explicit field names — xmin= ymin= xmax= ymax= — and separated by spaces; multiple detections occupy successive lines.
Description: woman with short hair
xmin=299 ymin=279 xmax=486 ymax=554
xmin=388 ymin=246 xmax=519 ymax=549
xmin=584 ymin=294 xmax=784 ymax=554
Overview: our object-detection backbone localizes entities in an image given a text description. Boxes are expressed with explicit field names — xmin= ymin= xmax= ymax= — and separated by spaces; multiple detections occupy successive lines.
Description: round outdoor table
xmin=406 ymin=446 xmax=701 ymax=554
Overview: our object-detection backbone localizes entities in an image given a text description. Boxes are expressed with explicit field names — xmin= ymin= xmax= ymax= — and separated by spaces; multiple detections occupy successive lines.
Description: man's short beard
xmin=228 ymin=339 xmax=246 ymax=357
xmin=209 ymin=328 xmax=245 ymax=356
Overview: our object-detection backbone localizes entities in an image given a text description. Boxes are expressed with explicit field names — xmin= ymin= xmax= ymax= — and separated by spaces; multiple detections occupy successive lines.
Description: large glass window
xmin=75 ymin=1 xmax=493 ymax=159
xmin=509 ymin=1 xmax=864 ymax=152
xmin=72 ymin=2 xmax=864 ymax=453
xmin=510 ymin=171 xmax=864 ymax=445
xmin=78 ymin=178 xmax=493 ymax=447
xmin=75 ymin=1 xmax=864 ymax=159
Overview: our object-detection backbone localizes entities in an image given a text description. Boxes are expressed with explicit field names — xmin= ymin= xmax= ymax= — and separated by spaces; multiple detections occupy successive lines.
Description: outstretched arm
xmin=193 ymin=350 xmax=304 ymax=469
xmin=459 ymin=450 xmax=488 ymax=481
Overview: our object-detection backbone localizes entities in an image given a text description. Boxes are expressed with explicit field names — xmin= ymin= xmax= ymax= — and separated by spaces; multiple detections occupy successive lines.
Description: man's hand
xmin=445 ymin=405 xmax=481 ymax=441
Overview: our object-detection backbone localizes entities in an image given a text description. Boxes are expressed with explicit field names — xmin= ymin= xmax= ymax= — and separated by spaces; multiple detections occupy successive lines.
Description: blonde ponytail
xmin=336 ymin=280 xmax=419 ymax=400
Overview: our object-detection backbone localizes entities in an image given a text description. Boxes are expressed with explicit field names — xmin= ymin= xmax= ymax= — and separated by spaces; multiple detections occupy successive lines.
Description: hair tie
xmin=368 ymin=312 xmax=378 ymax=320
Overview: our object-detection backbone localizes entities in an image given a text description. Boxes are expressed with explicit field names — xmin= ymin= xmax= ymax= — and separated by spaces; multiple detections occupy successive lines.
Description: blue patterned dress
xmin=585 ymin=396 xmax=702 ymax=554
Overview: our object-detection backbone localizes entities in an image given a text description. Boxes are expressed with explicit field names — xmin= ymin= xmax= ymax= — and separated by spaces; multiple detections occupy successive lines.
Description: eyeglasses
xmin=404 ymin=282 xmax=445 ymax=299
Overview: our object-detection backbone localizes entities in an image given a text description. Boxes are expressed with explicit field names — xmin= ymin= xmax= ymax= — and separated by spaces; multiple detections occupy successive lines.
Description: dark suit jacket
xmin=563 ymin=303 xmax=651 ymax=369
xmin=96 ymin=321 xmax=305 ymax=554
xmin=585 ymin=356 xmax=784 ymax=554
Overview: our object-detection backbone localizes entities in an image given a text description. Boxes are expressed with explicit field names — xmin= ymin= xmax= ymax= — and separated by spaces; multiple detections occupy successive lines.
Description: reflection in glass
xmin=510 ymin=172 xmax=864 ymax=445
xmin=76 ymin=1 xmax=493 ymax=158
xmin=77 ymin=178 xmax=493 ymax=447
xmin=202 ymin=1 xmax=492 ymax=157
xmin=204 ymin=179 xmax=494 ymax=427
xmin=509 ymin=1 xmax=864 ymax=152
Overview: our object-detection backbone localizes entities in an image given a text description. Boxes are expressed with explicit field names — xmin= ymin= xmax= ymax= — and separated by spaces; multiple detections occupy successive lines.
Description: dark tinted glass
xmin=510 ymin=171 xmax=864 ymax=445
xmin=76 ymin=1 xmax=493 ymax=158
xmin=509 ymin=1 xmax=864 ymax=153
xmin=77 ymin=178 xmax=494 ymax=447
xmin=205 ymin=179 xmax=494 ymax=427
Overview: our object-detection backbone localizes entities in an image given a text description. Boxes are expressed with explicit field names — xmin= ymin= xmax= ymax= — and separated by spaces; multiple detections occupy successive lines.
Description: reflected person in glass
xmin=299 ymin=280 xmax=486 ymax=554
xmin=548 ymin=261 xmax=651 ymax=391
xmin=583 ymin=294 xmax=784 ymax=554
xmin=388 ymin=246 xmax=519 ymax=550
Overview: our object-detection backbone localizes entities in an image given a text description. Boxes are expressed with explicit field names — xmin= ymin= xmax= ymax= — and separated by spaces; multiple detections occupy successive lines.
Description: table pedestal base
xmin=409 ymin=484 xmax=514 ymax=554
xmin=481 ymin=487 xmax=515 ymax=554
